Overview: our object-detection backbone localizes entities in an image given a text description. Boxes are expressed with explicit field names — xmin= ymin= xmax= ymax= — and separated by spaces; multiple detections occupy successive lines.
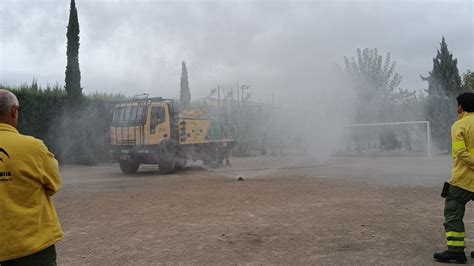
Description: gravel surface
xmin=54 ymin=155 xmax=473 ymax=265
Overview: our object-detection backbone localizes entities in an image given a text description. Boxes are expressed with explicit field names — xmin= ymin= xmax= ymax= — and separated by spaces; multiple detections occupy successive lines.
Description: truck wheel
xmin=203 ymin=154 xmax=223 ymax=169
xmin=158 ymin=158 xmax=176 ymax=174
xmin=203 ymin=144 xmax=224 ymax=169
xmin=175 ymin=159 xmax=187 ymax=169
xmin=119 ymin=160 xmax=139 ymax=174
xmin=204 ymin=159 xmax=221 ymax=168
xmin=158 ymin=139 xmax=179 ymax=174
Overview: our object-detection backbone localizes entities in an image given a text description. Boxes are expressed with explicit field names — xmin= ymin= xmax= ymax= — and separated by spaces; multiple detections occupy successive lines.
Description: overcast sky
xmin=0 ymin=0 xmax=472 ymax=102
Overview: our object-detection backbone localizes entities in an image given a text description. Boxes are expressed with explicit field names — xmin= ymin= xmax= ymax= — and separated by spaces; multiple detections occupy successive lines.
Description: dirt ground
xmin=55 ymin=155 xmax=474 ymax=265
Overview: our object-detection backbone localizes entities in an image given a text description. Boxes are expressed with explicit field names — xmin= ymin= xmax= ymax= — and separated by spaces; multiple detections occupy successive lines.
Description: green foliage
xmin=422 ymin=37 xmax=463 ymax=98
xmin=462 ymin=70 xmax=474 ymax=92
xmin=344 ymin=48 xmax=427 ymax=152
xmin=2 ymin=81 xmax=64 ymax=141
xmin=190 ymin=95 xmax=272 ymax=156
xmin=1 ymin=82 xmax=123 ymax=165
xmin=53 ymin=98 xmax=110 ymax=164
xmin=4 ymin=82 xmax=66 ymax=159
xmin=425 ymin=94 xmax=453 ymax=151
xmin=344 ymin=48 xmax=402 ymax=123
xmin=65 ymin=0 xmax=82 ymax=100
xmin=378 ymin=129 xmax=401 ymax=151
xmin=421 ymin=37 xmax=463 ymax=151
xmin=86 ymin=91 xmax=127 ymax=101
xmin=180 ymin=61 xmax=191 ymax=109
xmin=389 ymin=89 xmax=426 ymax=122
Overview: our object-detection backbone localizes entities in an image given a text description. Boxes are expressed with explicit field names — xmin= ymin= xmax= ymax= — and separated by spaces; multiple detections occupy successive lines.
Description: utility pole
xmin=237 ymin=83 xmax=240 ymax=104
xmin=217 ymin=85 xmax=221 ymax=107
xmin=241 ymin=84 xmax=250 ymax=103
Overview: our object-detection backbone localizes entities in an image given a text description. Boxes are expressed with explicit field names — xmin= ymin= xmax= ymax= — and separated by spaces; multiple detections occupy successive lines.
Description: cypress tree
xmin=180 ymin=61 xmax=191 ymax=109
xmin=421 ymin=37 xmax=463 ymax=151
xmin=65 ymin=0 xmax=82 ymax=100
xmin=63 ymin=0 xmax=87 ymax=164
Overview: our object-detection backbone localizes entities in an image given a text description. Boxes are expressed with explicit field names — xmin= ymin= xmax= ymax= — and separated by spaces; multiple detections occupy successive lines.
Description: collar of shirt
xmin=0 ymin=123 xmax=19 ymax=134
xmin=458 ymin=112 xmax=472 ymax=120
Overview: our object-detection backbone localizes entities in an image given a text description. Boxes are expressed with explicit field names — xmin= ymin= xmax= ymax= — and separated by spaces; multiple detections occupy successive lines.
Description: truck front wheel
xmin=119 ymin=159 xmax=140 ymax=174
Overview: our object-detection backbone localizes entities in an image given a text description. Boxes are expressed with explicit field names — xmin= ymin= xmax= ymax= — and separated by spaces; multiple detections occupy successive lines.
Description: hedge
xmin=1 ymin=82 xmax=122 ymax=164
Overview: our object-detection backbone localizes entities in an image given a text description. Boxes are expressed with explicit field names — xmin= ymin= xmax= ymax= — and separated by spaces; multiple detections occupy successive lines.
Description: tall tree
xmin=63 ymin=0 xmax=85 ymax=164
xmin=421 ymin=37 xmax=463 ymax=151
xmin=65 ymin=0 xmax=82 ymax=100
xmin=180 ymin=61 xmax=191 ymax=109
xmin=462 ymin=70 xmax=474 ymax=92
xmin=344 ymin=48 xmax=402 ymax=123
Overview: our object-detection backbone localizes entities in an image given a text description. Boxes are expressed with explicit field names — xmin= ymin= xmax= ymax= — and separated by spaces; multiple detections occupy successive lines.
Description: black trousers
xmin=0 ymin=245 xmax=56 ymax=266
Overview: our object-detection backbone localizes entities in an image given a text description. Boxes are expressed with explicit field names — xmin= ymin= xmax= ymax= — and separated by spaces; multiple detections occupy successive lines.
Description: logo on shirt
xmin=0 ymin=147 xmax=12 ymax=182
xmin=0 ymin=147 xmax=10 ymax=161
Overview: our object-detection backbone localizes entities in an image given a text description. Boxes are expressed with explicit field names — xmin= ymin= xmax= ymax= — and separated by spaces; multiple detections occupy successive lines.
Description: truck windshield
xmin=113 ymin=106 xmax=145 ymax=123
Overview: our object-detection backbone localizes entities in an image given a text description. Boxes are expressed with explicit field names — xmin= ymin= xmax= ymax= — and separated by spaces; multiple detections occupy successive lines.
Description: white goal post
xmin=343 ymin=121 xmax=432 ymax=157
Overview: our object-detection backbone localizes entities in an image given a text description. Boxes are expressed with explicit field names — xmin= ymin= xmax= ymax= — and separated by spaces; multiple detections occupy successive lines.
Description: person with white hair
xmin=0 ymin=89 xmax=63 ymax=265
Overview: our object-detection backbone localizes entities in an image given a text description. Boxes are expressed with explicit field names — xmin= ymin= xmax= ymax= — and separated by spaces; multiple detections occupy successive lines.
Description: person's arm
xmin=452 ymin=125 xmax=474 ymax=167
xmin=37 ymin=140 xmax=62 ymax=196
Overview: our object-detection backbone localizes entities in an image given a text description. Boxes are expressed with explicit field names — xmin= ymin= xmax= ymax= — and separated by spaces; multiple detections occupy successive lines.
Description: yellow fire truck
xmin=108 ymin=95 xmax=232 ymax=174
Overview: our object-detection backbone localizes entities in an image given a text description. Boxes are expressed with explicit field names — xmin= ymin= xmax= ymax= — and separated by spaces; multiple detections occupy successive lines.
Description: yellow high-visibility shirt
xmin=449 ymin=112 xmax=474 ymax=192
xmin=0 ymin=123 xmax=63 ymax=261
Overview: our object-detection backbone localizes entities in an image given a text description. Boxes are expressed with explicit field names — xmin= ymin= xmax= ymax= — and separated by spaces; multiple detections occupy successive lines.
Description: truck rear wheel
xmin=203 ymin=158 xmax=222 ymax=168
xmin=158 ymin=158 xmax=176 ymax=174
xmin=203 ymin=143 xmax=224 ymax=169
xmin=203 ymin=152 xmax=223 ymax=169
xmin=175 ymin=158 xmax=187 ymax=169
xmin=119 ymin=159 xmax=140 ymax=174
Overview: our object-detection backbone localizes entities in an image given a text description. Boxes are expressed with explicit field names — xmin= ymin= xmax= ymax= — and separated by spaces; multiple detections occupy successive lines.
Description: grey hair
xmin=0 ymin=89 xmax=19 ymax=119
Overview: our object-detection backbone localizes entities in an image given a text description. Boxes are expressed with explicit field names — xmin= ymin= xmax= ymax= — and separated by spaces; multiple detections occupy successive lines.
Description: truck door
xmin=146 ymin=103 xmax=171 ymax=145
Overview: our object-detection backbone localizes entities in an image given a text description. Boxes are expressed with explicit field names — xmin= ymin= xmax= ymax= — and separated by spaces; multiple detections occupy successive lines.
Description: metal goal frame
xmin=344 ymin=121 xmax=432 ymax=157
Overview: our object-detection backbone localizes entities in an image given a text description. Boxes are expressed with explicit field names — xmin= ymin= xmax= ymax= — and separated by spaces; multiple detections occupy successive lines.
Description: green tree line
xmin=1 ymin=82 xmax=123 ymax=164
xmin=344 ymin=37 xmax=472 ymax=152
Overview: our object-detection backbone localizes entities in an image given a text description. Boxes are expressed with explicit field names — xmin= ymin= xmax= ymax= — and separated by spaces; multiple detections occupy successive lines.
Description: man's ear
xmin=10 ymin=106 xmax=18 ymax=119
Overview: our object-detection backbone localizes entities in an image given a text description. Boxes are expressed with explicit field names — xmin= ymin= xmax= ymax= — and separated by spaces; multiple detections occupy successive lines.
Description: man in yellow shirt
xmin=434 ymin=92 xmax=474 ymax=263
xmin=0 ymin=89 xmax=63 ymax=265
